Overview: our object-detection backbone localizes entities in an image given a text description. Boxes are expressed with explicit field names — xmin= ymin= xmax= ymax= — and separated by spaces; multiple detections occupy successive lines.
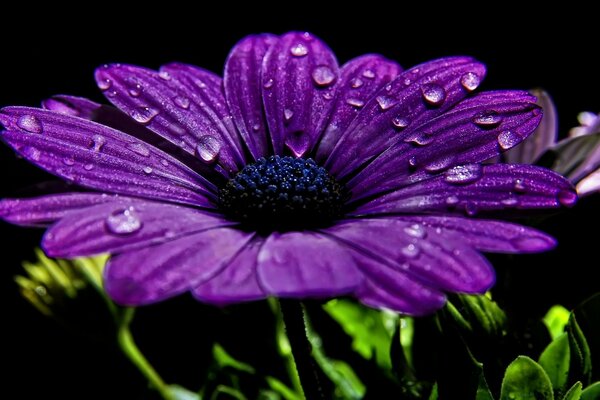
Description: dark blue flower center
xmin=219 ymin=156 xmax=347 ymax=230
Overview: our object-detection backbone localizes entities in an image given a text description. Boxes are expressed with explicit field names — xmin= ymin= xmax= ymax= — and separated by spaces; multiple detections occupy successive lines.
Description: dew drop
xmin=17 ymin=114 xmax=43 ymax=133
xmin=421 ymin=83 xmax=446 ymax=105
xmin=346 ymin=98 xmax=365 ymax=108
xmin=130 ymin=106 xmax=159 ymax=125
xmin=446 ymin=195 xmax=459 ymax=206
xmin=392 ymin=116 xmax=410 ymax=129
xmin=557 ymin=189 xmax=577 ymax=206
xmin=362 ymin=69 xmax=376 ymax=79
xmin=263 ymin=79 xmax=274 ymax=89
xmin=160 ymin=159 xmax=169 ymax=166
xmin=284 ymin=108 xmax=294 ymax=122
xmin=290 ymin=43 xmax=308 ymax=57
xmin=350 ymin=78 xmax=364 ymax=88
xmin=105 ymin=207 xmax=142 ymax=235
xmin=424 ymin=155 xmax=455 ymax=172
xmin=444 ymin=164 xmax=482 ymax=184
xmin=83 ymin=163 xmax=94 ymax=171
xmin=501 ymin=197 xmax=519 ymax=206
xmin=404 ymin=132 xmax=433 ymax=146
xmin=158 ymin=71 xmax=171 ymax=80
xmin=404 ymin=78 xmax=411 ymax=86
xmin=142 ymin=166 xmax=153 ymax=174
xmin=385 ymin=84 xmax=392 ymax=92
xmin=460 ymin=72 xmax=481 ymax=91
xmin=128 ymin=84 xmax=142 ymax=97
xmin=196 ymin=135 xmax=221 ymax=164
xmin=127 ymin=142 xmax=151 ymax=157
xmin=376 ymin=96 xmax=396 ymax=111
xmin=194 ymin=80 xmax=207 ymax=89
xmin=473 ymin=110 xmax=503 ymax=127
xmin=322 ymin=91 xmax=334 ymax=100
xmin=98 ymin=78 xmax=112 ymax=90
xmin=23 ymin=146 xmax=41 ymax=161
xmin=497 ymin=130 xmax=523 ymax=150
xmin=465 ymin=202 xmax=478 ymax=216
xmin=404 ymin=224 xmax=427 ymax=239
xmin=402 ymin=243 xmax=420 ymax=258
xmin=514 ymin=179 xmax=526 ymax=192
xmin=62 ymin=156 xmax=75 ymax=166
xmin=408 ymin=157 xmax=418 ymax=168
xmin=173 ymin=96 xmax=191 ymax=109
xmin=311 ymin=65 xmax=336 ymax=87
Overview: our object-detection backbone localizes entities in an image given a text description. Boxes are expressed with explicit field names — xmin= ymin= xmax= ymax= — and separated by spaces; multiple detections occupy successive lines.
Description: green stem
xmin=117 ymin=308 xmax=175 ymax=400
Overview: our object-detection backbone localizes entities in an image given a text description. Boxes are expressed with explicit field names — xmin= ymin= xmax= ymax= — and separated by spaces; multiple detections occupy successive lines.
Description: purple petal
xmin=349 ymin=91 xmax=542 ymax=199
xmin=314 ymin=55 xmax=402 ymax=162
xmin=193 ymin=237 xmax=266 ymax=304
xmin=0 ymin=107 xmax=216 ymax=207
xmin=256 ymin=231 xmax=362 ymax=297
xmin=569 ymin=141 xmax=600 ymax=183
xmin=381 ymin=215 xmax=556 ymax=253
xmin=104 ymin=227 xmax=253 ymax=305
xmin=262 ymin=32 xmax=339 ymax=157
xmin=42 ymin=201 xmax=232 ymax=257
xmin=95 ymin=64 xmax=245 ymax=176
xmin=504 ymin=89 xmax=557 ymax=164
xmin=42 ymin=95 xmax=100 ymax=118
xmin=324 ymin=218 xmax=494 ymax=293
xmin=0 ymin=193 xmax=122 ymax=226
xmin=224 ymin=34 xmax=278 ymax=159
xmin=353 ymin=164 xmax=576 ymax=216
xmin=325 ymin=57 xmax=486 ymax=178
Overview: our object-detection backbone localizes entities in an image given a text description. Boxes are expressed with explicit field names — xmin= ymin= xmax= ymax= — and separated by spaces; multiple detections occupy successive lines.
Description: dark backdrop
xmin=1 ymin=7 xmax=598 ymax=399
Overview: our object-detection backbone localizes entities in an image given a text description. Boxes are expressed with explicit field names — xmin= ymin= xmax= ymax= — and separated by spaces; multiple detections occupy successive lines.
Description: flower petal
xmin=323 ymin=218 xmax=494 ymax=293
xmin=314 ymin=54 xmax=402 ymax=162
xmin=0 ymin=107 xmax=216 ymax=207
xmin=353 ymin=164 xmax=576 ymax=216
xmin=42 ymin=95 xmax=101 ymax=118
xmin=224 ymin=34 xmax=278 ymax=159
xmin=0 ymin=193 xmax=120 ymax=226
xmin=257 ymin=231 xmax=362 ymax=297
xmin=42 ymin=201 xmax=232 ymax=257
xmin=104 ymin=227 xmax=253 ymax=305
xmin=96 ymin=64 xmax=245 ymax=176
xmin=262 ymin=32 xmax=339 ymax=157
xmin=325 ymin=57 xmax=486 ymax=178
xmin=193 ymin=237 xmax=266 ymax=304
xmin=349 ymin=91 xmax=542 ymax=199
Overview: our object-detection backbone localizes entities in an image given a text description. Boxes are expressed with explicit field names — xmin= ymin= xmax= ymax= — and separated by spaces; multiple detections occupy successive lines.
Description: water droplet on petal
xmin=23 ymin=146 xmax=41 ymax=161
xmin=263 ymin=79 xmax=274 ymax=89
xmin=311 ymin=65 xmax=336 ymax=87
xmin=98 ymin=78 xmax=112 ymax=90
xmin=142 ymin=166 xmax=153 ymax=174
xmin=17 ymin=115 xmax=43 ymax=133
xmin=194 ymin=80 xmax=207 ymax=89
xmin=425 ymin=155 xmax=456 ymax=172
xmin=408 ymin=157 xmax=418 ymax=168
xmin=62 ymin=156 xmax=75 ymax=166
xmin=497 ymin=130 xmax=523 ymax=150
xmin=376 ymin=96 xmax=396 ymax=111
xmin=173 ymin=96 xmax=190 ymax=109
xmin=127 ymin=142 xmax=151 ymax=157
xmin=128 ymin=84 xmax=142 ymax=97
xmin=362 ymin=69 xmax=375 ymax=79
xmin=421 ymin=83 xmax=446 ymax=105
xmin=290 ymin=43 xmax=308 ymax=57
xmin=402 ymin=243 xmax=420 ymax=258
xmin=404 ymin=224 xmax=427 ymax=239
xmin=404 ymin=78 xmax=411 ymax=86
xmin=350 ymin=78 xmax=363 ymax=88
xmin=444 ymin=164 xmax=482 ymax=184
xmin=105 ymin=207 xmax=142 ymax=235
xmin=446 ymin=195 xmax=460 ymax=206
xmin=514 ymin=179 xmax=526 ymax=192
xmin=465 ymin=202 xmax=478 ymax=216
xmin=557 ymin=189 xmax=577 ymax=206
xmin=252 ymin=123 xmax=261 ymax=132
xmin=501 ymin=197 xmax=519 ymax=206
xmin=161 ymin=159 xmax=169 ymax=166
xmin=196 ymin=135 xmax=221 ymax=164
xmin=460 ymin=72 xmax=481 ymax=91
xmin=346 ymin=98 xmax=365 ymax=108
xmin=404 ymin=132 xmax=433 ymax=146
xmin=130 ymin=106 xmax=159 ymax=125
xmin=84 ymin=163 xmax=94 ymax=171
xmin=392 ymin=116 xmax=410 ymax=129
xmin=284 ymin=108 xmax=294 ymax=122
xmin=473 ymin=110 xmax=503 ymax=127
xmin=158 ymin=71 xmax=171 ymax=80
xmin=322 ymin=91 xmax=334 ymax=100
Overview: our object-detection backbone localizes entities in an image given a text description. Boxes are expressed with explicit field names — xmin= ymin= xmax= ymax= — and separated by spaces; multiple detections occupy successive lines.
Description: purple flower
xmin=0 ymin=32 xmax=576 ymax=315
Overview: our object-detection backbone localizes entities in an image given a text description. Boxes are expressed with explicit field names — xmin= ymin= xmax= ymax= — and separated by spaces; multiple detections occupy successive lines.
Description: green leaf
xmin=453 ymin=294 xmax=507 ymax=336
xmin=428 ymin=383 xmax=438 ymax=400
xmin=169 ymin=385 xmax=201 ymax=400
xmin=211 ymin=385 xmax=247 ymax=400
xmin=323 ymin=299 xmax=394 ymax=370
xmin=265 ymin=377 xmax=302 ymax=400
xmin=213 ymin=343 xmax=255 ymax=374
xmin=581 ymin=382 xmax=600 ymax=400
xmin=562 ymin=382 xmax=582 ymax=400
xmin=567 ymin=315 xmax=592 ymax=386
xmin=544 ymin=305 xmax=571 ymax=340
xmin=500 ymin=356 xmax=554 ymax=400
xmin=573 ymin=294 xmax=600 ymax=381
xmin=539 ymin=333 xmax=571 ymax=391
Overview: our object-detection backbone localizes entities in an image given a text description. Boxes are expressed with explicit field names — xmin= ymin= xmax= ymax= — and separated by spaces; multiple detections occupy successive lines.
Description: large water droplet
xmin=497 ymin=130 xmax=523 ymax=150
xmin=362 ymin=69 xmax=376 ymax=79
xmin=473 ymin=110 xmax=503 ymax=127
xmin=263 ymin=79 xmax=274 ymax=89
xmin=105 ymin=207 xmax=142 ymax=235
xmin=128 ymin=84 xmax=142 ymax=97
xmin=350 ymin=78 xmax=363 ymax=88
xmin=290 ymin=43 xmax=308 ymax=57
xmin=285 ymin=131 xmax=310 ymax=158
xmin=158 ymin=71 xmax=171 ymax=80
xmin=444 ymin=164 xmax=482 ymax=184
xmin=98 ymin=78 xmax=112 ymax=90
xmin=130 ymin=106 xmax=159 ymax=125
xmin=404 ymin=224 xmax=427 ymax=239
xmin=421 ymin=83 xmax=446 ymax=105
xmin=142 ymin=166 xmax=153 ymax=174
xmin=173 ymin=96 xmax=191 ymax=109
xmin=62 ymin=156 xmax=75 ymax=166
xmin=196 ymin=135 xmax=221 ymax=164
xmin=424 ymin=155 xmax=455 ymax=172
xmin=460 ymin=72 xmax=481 ymax=91
xmin=402 ymin=243 xmax=420 ymax=258
xmin=284 ymin=108 xmax=294 ymax=122
xmin=127 ymin=142 xmax=151 ymax=157
xmin=346 ymin=98 xmax=365 ymax=108
xmin=557 ymin=189 xmax=577 ymax=206
xmin=404 ymin=132 xmax=433 ymax=146
xmin=17 ymin=115 xmax=43 ymax=133
xmin=311 ymin=65 xmax=336 ymax=87
xmin=90 ymin=134 xmax=106 ymax=152
xmin=392 ymin=116 xmax=410 ymax=129
xmin=376 ymin=96 xmax=396 ymax=111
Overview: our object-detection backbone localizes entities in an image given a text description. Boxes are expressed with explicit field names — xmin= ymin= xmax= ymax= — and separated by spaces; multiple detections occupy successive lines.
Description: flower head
xmin=0 ymin=32 xmax=576 ymax=315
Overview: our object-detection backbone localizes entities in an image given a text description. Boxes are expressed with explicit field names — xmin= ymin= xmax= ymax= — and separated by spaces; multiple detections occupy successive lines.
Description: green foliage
xmin=544 ymin=306 xmax=571 ymax=340
xmin=561 ymin=382 xmax=582 ymax=400
xmin=500 ymin=356 xmax=554 ymax=400
xmin=581 ymin=382 xmax=600 ymax=400
xmin=539 ymin=333 xmax=570 ymax=391
xmin=567 ymin=315 xmax=592 ymax=387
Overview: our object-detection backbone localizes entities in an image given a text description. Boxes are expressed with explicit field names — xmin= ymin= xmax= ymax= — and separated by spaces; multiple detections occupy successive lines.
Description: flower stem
xmin=279 ymin=300 xmax=325 ymax=400
xmin=117 ymin=308 xmax=175 ymax=400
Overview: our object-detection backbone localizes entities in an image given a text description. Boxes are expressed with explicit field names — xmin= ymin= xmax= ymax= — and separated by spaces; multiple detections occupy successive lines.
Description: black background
xmin=1 ymin=7 xmax=599 ymax=399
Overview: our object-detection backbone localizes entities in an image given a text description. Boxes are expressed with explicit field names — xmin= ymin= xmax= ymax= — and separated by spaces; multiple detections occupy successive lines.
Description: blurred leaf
xmin=539 ymin=333 xmax=570 ymax=391
xmin=500 ymin=356 xmax=554 ymax=400
xmin=544 ymin=306 xmax=571 ymax=340
xmin=211 ymin=385 xmax=247 ymax=400
xmin=213 ymin=343 xmax=255 ymax=374
xmin=323 ymin=299 xmax=394 ymax=371
xmin=451 ymin=294 xmax=507 ymax=336
xmin=567 ymin=315 xmax=592 ymax=386
xmin=265 ymin=377 xmax=302 ymax=400
xmin=581 ymin=382 xmax=600 ymax=400
xmin=561 ymin=382 xmax=582 ymax=400
xmin=540 ymin=131 xmax=600 ymax=176
xmin=428 ymin=383 xmax=438 ymax=400
xmin=573 ymin=294 xmax=600 ymax=381
xmin=169 ymin=385 xmax=200 ymax=400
